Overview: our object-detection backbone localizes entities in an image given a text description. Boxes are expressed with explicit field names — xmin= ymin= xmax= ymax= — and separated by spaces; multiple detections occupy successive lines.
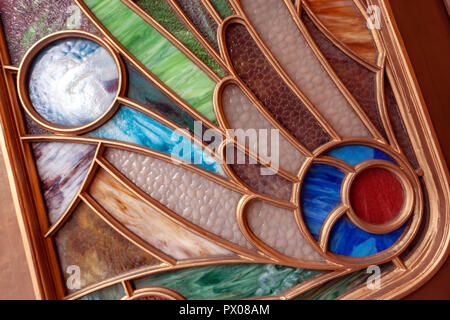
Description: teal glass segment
xmin=87 ymin=106 xmax=222 ymax=174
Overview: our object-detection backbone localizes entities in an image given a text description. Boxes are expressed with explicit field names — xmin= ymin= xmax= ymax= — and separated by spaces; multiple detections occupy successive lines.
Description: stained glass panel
xmin=0 ymin=0 xmax=448 ymax=301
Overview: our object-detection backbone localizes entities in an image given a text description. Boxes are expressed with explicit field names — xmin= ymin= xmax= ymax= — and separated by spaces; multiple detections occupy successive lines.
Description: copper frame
xmin=16 ymin=30 xmax=127 ymax=134
xmin=0 ymin=0 xmax=447 ymax=300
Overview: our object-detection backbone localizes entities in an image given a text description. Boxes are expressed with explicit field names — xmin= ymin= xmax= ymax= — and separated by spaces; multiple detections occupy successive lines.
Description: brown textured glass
xmin=225 ymin=23 xmax=331 ymax=151
xmin=225 ymin=145 xmax=293 ymax=201
xmin=175 ymin=0 xmax=220 ymax=51
xmin=384 ymin=72 xmax=419 ymax=169
xmin=55 ymin=202 xmax=157 ymax=293
xmin=302 ymin=11 xmax=387 ymax=139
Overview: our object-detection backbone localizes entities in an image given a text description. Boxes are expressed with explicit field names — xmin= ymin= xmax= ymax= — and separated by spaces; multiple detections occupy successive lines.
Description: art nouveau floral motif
xmin=0 ymin=0 xmax=447 ymax=300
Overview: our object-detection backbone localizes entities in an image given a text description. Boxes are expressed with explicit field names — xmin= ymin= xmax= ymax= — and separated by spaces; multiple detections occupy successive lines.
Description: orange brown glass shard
xmin=302 ymin=11 xmax=387 ymax=140
xmin=225 ymin=23 xmax=331 ymax=151
xmin=304 ymin=0 xmax=378 ymax=64
xmin=55 ymin=201 xmax=158 ymax=293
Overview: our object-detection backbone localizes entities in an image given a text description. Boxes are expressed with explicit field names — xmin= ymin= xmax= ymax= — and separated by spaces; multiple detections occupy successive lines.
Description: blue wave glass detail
xmin=326 ymin=145 xmax=394 ymax=166
xmin=328 ymin=217 xmax=407 ymax=257
xmin=301 ymin=164 xmax=346 ymax=240
xmin=87 ymin=106 xmax=223 ymax=174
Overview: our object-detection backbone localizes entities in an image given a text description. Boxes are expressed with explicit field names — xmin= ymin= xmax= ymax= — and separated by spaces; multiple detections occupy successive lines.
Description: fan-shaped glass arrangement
xmin=0 ymin=0 xmax=448 ymax=300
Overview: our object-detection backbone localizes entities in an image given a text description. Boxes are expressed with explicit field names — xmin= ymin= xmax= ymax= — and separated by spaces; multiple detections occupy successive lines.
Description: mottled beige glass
xmin=247 ymin=199 xmax=323 ymax=260
xmin=89 ymin=168 xmax=233 ymax=259
xmin=104 ymin=148 xmax=253 ymax=249
xmin=222 ymin=84 xmax=306 ymax=174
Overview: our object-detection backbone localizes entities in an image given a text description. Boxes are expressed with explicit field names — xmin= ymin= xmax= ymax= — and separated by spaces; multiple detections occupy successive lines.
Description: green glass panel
xmin=175 ymin=0 xmax=219 ymax=51
xmin=125 ymin=60 xmax=198 ymax=134
xmin=84 ymin=0 xmax=217 ymax=122
xmin=136 ymin=0 xmax=224 ymax=77
xmin=78 ymin=283 xmax=125 ymax=300
xmin=210 ymin=0 xmax=234 ymax=19
xmin=134 ymin=264 xmax=321 ymax=300
xmin=294 ymin=269 xmax=371 ymax=300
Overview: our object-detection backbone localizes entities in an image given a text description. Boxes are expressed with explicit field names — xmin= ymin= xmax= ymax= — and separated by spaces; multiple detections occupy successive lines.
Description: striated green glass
xmin=136 ymin=0 xmax=225 ymax=77
xmin=84 ymin=0 xmax=217 ymax=122
xmin=134 ymin=264 xmax=321 ymax=299
xmin=210 ymin=0 xmax=235 ymax=19
xmin=294 ymin=269 xmax=370 ymax=300
xmin=175 ymin=0 xmax=219 ymax=51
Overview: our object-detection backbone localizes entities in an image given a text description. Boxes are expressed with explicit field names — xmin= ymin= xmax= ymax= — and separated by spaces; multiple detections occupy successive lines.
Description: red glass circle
xmin=350 ymin=168 xmax=404 ymax=225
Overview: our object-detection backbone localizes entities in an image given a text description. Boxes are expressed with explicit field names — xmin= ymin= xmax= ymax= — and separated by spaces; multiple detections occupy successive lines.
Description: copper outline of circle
xmin=341 ymin=159 xmax=415 ymax=234
xmin=295 ymin=138 xmax=423 ymax=267
xmin=17 ymin=30 xmax=126 ymax=134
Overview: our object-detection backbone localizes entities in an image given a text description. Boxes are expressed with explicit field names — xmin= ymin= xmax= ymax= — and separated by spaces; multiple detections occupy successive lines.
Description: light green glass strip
xmin=210 ymin=0 xmax=235 ymax=19
xmin=136 ymin=0 xmax=225 ymax=78
xmin=84 ymin=0 xmax=216 ymax=122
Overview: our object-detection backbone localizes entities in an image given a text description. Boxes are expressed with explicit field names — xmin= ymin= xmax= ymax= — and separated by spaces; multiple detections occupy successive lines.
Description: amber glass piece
xmin=225 ymin=145 xmax=293 ymax=201
xmin=304 ymin=0 xmax=378 ymax=63
xmin=302 ymin=11 xmax=387 ymax=139
xmin=385 ymin=73 xmax=419 ymax=169
xmin=225 ymin=23 xmax=331 ymax=150
xmin=55 ymin=202 xmax=157 ymax=293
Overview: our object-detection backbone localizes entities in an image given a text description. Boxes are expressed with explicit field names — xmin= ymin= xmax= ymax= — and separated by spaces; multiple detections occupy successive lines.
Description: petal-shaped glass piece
xmin=89 ymin=168 xmax=233 ymax=260
xmin=104 ymin=148 xmax=252 ymax=249
xmin=247 ymin=199 xmax=322 ymax=260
